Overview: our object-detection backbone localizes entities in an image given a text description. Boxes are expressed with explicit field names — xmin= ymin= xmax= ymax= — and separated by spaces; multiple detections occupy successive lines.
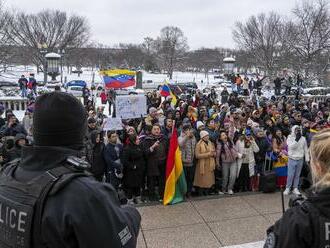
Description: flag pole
xmin=172 ymin=120 xmax=176 ymax=135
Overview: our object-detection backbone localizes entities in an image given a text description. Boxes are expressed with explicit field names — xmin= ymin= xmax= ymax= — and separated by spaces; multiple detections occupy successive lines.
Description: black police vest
xmin=304 ymin=201 xmax=330 ymax=248
xmin=0 ymin=160 xmax=91 ymax=248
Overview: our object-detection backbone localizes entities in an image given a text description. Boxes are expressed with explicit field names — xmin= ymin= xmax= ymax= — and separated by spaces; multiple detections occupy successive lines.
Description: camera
xmin=288 ymin=195 xmax=306 ymax=208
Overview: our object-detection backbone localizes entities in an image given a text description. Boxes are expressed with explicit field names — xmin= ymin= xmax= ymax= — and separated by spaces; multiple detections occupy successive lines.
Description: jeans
xmin=21 ymin=88 xmax=27 ymax=98
xmin=222 ymin=162 xmax=237 ymax=191
xmin=184 ymin=165 xmax=195 ymax=193
xmin=286 ymin=158 xmax=304 ymax=189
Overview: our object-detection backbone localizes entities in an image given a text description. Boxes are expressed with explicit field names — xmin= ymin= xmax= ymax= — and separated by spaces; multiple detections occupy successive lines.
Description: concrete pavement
xmin=136 ymin=192 xmax=288 ymax=248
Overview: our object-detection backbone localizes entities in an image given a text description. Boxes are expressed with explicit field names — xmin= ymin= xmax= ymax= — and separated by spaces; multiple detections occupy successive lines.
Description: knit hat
xmin=196 ymin=121 xmax=205 ymax=130
xmin=33 ymin=92 xmax=87 ymax=146
xmin=149 ymin=107 xmax=157 ymax=114
xmin=200 ymin=130 xmax=209 ymax=139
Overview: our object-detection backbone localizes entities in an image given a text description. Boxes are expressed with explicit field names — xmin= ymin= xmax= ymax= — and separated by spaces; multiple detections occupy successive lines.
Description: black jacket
xmin=265 ymin=188 xmax=330 ymax=248
xmin=10 ymin=145 xmax=141 ymax=248
xmin=122 ymin=143 xmax=145 ymax=188
xmin=103 ymin=142 xmax=123 ymax=173
xmin=87 ymin=130 xmax=106 ymax=177
xmin=1 ymin=122 xmax=27 ymax=137
xmin=255 ymin=137 xmax=271 ymax=163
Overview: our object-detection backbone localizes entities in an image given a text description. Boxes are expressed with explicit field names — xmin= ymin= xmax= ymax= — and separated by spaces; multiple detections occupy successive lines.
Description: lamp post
xmin=57 ymin=49 xmax=65 ymax=85
xmin=45 ymin=53 xmax=61 ymax=83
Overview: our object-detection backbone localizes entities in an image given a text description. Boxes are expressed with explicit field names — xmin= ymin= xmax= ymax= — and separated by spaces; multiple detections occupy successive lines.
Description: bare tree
xmin=285 ymin=0 xmax=330 ymax=81
xmin=0 ymin=1 xmax=13 ymax=72
xmin=142 ymin=37 xmax=158 ymax=72
xmin=116 ymin=43 xmax=145 ymax=69
xmin=186 ymin=48 xmax=221 ymax=76
xmin=233 ymin=12 xmax=285 ymax=77
xmin=5 ymin=9 xmax=90 ymax=71
xmin=154 ymin=26 xmax=189 ymax=79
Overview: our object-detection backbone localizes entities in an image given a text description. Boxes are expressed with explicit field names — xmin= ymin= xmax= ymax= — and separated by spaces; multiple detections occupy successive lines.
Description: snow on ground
xmin=0 ymin=66 xmax=219 ymax=86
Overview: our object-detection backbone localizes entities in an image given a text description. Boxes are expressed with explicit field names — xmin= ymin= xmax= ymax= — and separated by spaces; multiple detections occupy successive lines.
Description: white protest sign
xmin=103 ymin=117 xmax=123 ymax=131
xmin=115 ymin=94 xmax=147 ymax=119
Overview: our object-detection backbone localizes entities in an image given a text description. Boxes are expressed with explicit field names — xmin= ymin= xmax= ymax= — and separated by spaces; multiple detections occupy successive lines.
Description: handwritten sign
xmin=103 ymin=117 xmax=123 ymax=131
xmin=116 ymin=95 xmax=147 ymax=119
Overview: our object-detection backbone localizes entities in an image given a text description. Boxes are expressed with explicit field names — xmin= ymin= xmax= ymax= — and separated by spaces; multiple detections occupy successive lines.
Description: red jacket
xmin=100 ymin=92 xmax=107 ymax=102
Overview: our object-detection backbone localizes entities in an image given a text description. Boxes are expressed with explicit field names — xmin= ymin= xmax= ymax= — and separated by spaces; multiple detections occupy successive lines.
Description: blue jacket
xmin=103 ymin=143 xmax=123 ymax=172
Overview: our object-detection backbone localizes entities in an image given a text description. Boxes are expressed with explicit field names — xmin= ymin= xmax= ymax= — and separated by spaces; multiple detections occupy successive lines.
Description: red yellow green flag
xmin=163 ymin=128 xmax=187 ymax=205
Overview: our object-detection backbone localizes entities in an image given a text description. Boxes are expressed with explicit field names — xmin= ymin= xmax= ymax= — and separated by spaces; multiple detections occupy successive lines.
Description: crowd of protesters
xmin=0 ymin=73 xmax=329 ymax=205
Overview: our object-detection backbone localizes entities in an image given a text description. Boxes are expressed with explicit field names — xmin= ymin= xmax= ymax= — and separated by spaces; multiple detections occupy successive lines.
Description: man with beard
xmin=143 ymin=124 xmax=168 ymax=201
xmin=162 ymin=118 xmax=173 ymax=139
xmin=145 ymin=107 xmax=159 ymax=126
xmin=291 ymin=111 xmax=302 ymax=127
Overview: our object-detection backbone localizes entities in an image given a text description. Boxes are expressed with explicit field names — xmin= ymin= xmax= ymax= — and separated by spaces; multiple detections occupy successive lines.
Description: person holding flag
xmin=160 ymin=80 xmax=177 ymax=109
xmin=163 ymin=121 xmax=187 ymax=205
xmin=178 ymin=124 xmax=196 ymax=198
xmin=143 ymin=124 xmax=169 ymax=201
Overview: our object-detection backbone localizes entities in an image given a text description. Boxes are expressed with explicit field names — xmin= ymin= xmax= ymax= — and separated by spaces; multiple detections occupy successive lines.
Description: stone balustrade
xmin=0 ymin=98 xmax=29 ymax=111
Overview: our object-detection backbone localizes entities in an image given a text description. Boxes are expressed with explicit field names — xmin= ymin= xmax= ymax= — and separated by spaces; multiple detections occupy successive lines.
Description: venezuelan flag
xmin=100 ymin=69 xmax=136 ymax=89
xmin=163 ymin=128 xmax=187 ymax=205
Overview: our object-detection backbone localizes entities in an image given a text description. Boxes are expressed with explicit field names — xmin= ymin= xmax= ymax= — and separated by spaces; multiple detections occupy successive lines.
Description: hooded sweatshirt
xmin=287 ymin=125 xmax=310 ymax=161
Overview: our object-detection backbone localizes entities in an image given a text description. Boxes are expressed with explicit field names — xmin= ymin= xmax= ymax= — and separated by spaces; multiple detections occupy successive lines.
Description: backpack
xmin=0 ymin=158 xmax=92 ymax=248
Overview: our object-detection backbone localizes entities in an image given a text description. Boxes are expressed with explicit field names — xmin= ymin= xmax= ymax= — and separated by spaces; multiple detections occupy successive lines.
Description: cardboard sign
xmin=115 ymin=95 xmax=147 ymax=119
xmin=103 ymin=117 xmax=123 ymax=131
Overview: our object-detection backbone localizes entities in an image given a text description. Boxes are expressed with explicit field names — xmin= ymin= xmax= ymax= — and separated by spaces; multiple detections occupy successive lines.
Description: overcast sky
xmin=6 ymin=0 xmax=298 ymax=49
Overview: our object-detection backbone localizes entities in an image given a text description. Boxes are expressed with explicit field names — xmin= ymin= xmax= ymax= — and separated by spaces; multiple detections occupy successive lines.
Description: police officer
xmin=0 ymin=92 xmax=141 ymax=248
xmin=264 ymin=129 xmax=330 ymax=248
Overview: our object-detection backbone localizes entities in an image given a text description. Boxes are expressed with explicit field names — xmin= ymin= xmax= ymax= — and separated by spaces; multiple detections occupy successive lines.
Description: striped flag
xmin=163 ymin=128 xmax=187 ymax=205
xmin=160 ymin=84 xmax=171 ymax=97
xmin=100 ymin=69 xmax=136 ymax=89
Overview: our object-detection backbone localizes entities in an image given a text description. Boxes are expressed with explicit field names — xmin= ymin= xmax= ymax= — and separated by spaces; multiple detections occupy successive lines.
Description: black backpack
xmin=0 ymin=158 xmax=91 ymax=248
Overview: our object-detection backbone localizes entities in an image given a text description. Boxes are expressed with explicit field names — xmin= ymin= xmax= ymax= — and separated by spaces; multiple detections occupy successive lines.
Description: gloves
xmin=295 ymin=133 xmax=302 ymax=142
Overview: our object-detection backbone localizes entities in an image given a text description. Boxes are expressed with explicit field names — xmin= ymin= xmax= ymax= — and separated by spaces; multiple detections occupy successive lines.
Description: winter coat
xmin=142 ymin=135 xmax=168 ymax=176
xmin=216 ymin=141 xmax=238 ymax=165
xmin=100 ymin=92 xmax=107 ymax=104
xmin=18 ymin=77 xmax=28 ymax=89
xmin=87 ymin=131 xmax=106 ymax=177
xmin=1 ymin=123 xmax=27 ymax=137
xmin=220 ymin=90 xmax=229 ymax=104
xmin=193 ymin=140 xmax=216 ymax=188
xmin=255 ymin=137 xmax=271 ymax=164
xmin=103 ymin=142 xmax=123 ymax=173
xmin=287 ymin=125 xmax=310 ymax=161
xmin=122 ymin=143 xmax=145 ymax=188
xmin=22 ymin=115 xmax=33 ymax=135
xmin=7 ymin=133 xmax=28 ymax=161
xmin=242 ymin=140 xmax=260 ymax=177
xmin=178 ymin=134 xmax=196 ymax=166
xmin=265 ymin=188 xmax=330 ymax=248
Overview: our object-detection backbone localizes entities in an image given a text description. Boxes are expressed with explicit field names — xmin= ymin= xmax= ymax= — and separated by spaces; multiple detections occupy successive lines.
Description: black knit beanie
xmin=33 ymin=92 xmax=87 ymax=146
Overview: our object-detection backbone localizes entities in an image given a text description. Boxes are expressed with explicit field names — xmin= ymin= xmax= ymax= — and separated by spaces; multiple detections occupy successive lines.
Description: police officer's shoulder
xmin=66 ymin=155 xmax=91 ymax=171
xmin=264 ymin=203 xmax=314 ymax=248
xmin=0 ymin=158 xmax=20 ymax=174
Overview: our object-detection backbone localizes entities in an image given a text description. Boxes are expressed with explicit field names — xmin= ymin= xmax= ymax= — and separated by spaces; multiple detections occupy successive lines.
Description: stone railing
xmin=0 ymin=97 xmax=29 ymax=111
